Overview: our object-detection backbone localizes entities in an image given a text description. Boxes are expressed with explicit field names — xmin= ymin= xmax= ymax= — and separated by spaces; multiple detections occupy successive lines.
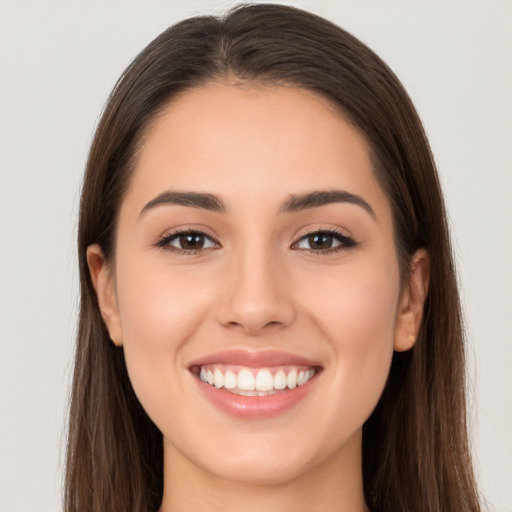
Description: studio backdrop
xmin=0 ymin=1 xmax=510 ymax=511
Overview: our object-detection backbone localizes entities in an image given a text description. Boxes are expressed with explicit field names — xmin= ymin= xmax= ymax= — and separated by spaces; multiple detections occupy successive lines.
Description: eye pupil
xmin=308 ymin=233 xmax=333 ymax=250
xmin=180 ymin=234 xmax=204 ymax=250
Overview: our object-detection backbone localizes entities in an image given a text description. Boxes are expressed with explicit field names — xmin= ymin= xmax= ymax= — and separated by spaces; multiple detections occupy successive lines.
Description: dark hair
xmin=66 ymin=4 xmax=480 ymax=512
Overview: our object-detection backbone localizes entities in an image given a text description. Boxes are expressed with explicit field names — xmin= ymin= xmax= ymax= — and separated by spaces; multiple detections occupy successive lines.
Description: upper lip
xmin=188 ymin=349 xmax=322 ymax=369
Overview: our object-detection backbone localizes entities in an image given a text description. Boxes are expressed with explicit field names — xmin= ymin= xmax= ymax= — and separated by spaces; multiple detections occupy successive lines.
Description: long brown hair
xmin=66 ymin=4 xmax=480 ymax=511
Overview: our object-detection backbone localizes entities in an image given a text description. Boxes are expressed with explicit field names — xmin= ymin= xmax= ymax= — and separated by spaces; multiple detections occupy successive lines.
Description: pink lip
xmin=188 ymin=349 xmax=321 ymax=368
xmin=188 ymin=349 xmax=322 ymax=419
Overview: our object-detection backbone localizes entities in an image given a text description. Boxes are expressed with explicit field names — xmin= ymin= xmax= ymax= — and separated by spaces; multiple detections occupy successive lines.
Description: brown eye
xmin=178 ymin=233 xmax=206 ymax=250
xmin=293 ymin=230 xmax=356 ymax=253
xmin=307 ymin=233 xmax=335 ymax=250
xmin=157 ymin=230 xmax=219 ymax=253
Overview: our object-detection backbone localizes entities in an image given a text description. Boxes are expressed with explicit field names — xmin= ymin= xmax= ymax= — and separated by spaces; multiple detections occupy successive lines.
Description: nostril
xmin=225 ymin=319 xmax=286 ymax=335
xmin=216 ymin=288 xmax=296 ymax=334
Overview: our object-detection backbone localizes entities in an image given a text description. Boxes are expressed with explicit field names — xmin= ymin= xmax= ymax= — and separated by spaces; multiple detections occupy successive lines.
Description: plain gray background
xmin=1 ymin=1 xmax=511 ymax=511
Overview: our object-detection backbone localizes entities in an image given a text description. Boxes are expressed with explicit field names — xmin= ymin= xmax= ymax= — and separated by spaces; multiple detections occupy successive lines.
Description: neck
xmin=158 ymin=430 xmax=368 ymax=512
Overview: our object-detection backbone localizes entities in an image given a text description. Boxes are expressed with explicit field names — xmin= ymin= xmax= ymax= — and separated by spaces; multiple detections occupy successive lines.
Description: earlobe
xmin=86 ymin=244 xmax=123 ymax=346
xmin=394 ymin=248 xmax=430 ymax=352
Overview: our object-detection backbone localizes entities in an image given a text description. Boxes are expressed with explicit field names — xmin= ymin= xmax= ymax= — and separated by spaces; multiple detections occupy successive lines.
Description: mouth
xmin=188 ymin=350 xmax=322 ymax=418
xmin=191 ymin=364 xmax=317 ymax=396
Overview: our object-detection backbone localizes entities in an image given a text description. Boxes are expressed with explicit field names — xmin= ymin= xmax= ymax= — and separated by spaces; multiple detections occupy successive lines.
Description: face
xmin=89 ymin=83 xmax=426 ymax=486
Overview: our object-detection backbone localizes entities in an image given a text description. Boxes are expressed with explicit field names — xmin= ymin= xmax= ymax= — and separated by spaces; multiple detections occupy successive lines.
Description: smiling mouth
xmin=190 ymin=364 xmax=319 ymax=396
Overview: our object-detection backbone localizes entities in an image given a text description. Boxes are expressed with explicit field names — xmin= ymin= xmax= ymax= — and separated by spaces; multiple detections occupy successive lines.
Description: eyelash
xmin=155 ymin=229 xmax=220 ymax=255
xmin=292 ymin=227 xmax=357 ymax=256
xmin=155 ymin=228 xmax=357 ymax=256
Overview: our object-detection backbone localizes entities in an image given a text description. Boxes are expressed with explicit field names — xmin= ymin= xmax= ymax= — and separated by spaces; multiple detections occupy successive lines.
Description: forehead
xmin=123 ymin=83 xmax=390 ymax=221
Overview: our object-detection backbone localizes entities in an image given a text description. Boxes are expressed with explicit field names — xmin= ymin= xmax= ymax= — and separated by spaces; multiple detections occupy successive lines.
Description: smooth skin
xmin=88 ymin=83 xmax=429 ymax=512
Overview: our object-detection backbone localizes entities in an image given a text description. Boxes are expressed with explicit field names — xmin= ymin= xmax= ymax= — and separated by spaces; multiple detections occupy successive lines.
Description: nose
xmin=216 ymin=245 xmax=296 ymax=335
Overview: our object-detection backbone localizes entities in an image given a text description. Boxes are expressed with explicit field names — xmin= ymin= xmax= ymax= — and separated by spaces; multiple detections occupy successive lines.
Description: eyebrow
xmin=279 ymin=190 xmax=376 ymax=219
xmin=139 ymin=191 xmax=228 ymax=218
xmin=139 ymin=189 xmax=375 ymax=220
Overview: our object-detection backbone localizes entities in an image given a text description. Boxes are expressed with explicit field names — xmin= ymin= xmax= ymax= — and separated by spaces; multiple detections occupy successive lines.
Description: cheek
xmin=114 ymin=259 xmax=214 ymax=405
xmin=119 ymin=272 xmax=198 ymax=346
xmin=301 ymin=261 xmax=399 ymax=413
xmin=305 ymin=258 xmax=399 ymax=336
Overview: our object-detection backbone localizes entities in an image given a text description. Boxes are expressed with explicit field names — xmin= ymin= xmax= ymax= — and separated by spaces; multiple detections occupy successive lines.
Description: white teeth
xmin=274 ymin=370 xmax=287 ymax=389
xmin=237 ymin=369 xmax=255 ymax=390
xmin=238 ymin=390 xmax=256 ymax=396
xmin=198 ymin=365 xmax=316 ymax=392
xmin=224 ymin=370 xmax=237 ymax=389
xmin=287 ymin=369 xmax=298 ymax=389
xmin=255 ymin=369 xmax=274 ymax=391
xmin=214 ymin=368 xmax=224 ymax=388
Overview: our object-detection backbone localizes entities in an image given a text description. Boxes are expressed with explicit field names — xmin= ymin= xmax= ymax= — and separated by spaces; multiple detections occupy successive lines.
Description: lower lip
xmin=194 ymin=372 xmax=319 ymax=419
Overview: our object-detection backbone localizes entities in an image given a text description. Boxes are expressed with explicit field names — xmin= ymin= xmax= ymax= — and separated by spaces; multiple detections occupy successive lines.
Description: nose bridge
xmin=217 ymin=237 xmax=295 ymax=334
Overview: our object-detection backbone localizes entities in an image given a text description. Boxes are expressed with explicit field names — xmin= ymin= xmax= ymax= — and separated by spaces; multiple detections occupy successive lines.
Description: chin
xmin=170 ymin=425 xmax=361 ymax=487
xmin=198 ymin=451 xmax=318 ymax=486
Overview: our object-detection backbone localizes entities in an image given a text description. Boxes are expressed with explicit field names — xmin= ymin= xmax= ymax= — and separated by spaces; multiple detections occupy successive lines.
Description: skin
xmin=88 ymin=83 xmax=429 ymax=512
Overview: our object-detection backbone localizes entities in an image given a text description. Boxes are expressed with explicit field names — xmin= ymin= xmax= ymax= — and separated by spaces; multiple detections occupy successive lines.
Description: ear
xmin=394 ymin=248 xmax=430 ymax=352
xmin=86 ymin=244 xmax=123 ymax=346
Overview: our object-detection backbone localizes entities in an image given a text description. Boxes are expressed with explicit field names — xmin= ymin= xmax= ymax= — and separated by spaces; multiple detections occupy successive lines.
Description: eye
xmin=156 ymin=229 xmax=219 ymax=254
xmin=292 ymin=229 xmax=356 ymax=254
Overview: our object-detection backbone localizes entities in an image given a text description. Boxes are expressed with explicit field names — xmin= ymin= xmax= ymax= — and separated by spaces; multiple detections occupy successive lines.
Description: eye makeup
xmin=155 ymin=228 xmax=220 ymax=255
xmin=154 ymin=226 xmax=357 ymax=256
xmin=291 ymin=227 xmax=357 ymax=256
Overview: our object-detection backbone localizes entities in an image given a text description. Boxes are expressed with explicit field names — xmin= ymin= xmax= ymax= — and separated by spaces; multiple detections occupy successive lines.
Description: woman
xmin=65 ymin=4 xmax=481 ymax=511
